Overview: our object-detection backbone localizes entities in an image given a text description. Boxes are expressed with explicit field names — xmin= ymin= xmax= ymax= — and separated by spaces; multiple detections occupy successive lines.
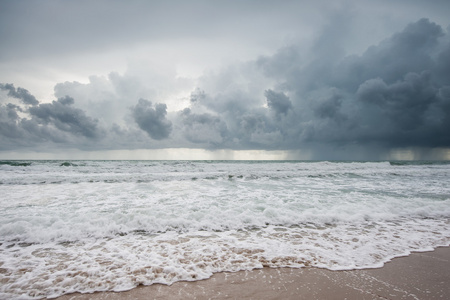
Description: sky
xmin=1 ymin=0 xmax=450 ymax=160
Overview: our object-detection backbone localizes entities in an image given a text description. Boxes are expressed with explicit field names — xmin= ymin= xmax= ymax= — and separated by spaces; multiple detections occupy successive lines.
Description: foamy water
xmin=0 ymin=160 xmax=449 ymax=299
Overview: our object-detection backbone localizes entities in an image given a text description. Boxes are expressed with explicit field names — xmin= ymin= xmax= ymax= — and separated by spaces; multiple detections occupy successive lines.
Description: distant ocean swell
xmin=0 ymin=160 xmax=449 ymax=299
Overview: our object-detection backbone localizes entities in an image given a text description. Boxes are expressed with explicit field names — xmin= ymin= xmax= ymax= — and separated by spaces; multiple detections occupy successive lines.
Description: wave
xmin=60 ymin=161 xmax=78 ymax=167
xmin=1 ymin=160 xmax=449 ymax=299
xmin=389 ymin=160 xmax=450 ymax=166
xmin=0 ymin=159 xmax=445 ymax=186
xmin=0 ymin=160 xmax=32 ymax=167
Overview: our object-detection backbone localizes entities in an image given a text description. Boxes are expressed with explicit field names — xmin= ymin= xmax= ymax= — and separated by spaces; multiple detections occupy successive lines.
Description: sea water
xmin=0 ymin=160 xmax=449 ymax=299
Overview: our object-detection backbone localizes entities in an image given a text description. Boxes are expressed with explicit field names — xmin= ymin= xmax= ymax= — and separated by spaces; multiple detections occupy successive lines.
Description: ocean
xmin=0 ymin=160 xmax=449 ymax=299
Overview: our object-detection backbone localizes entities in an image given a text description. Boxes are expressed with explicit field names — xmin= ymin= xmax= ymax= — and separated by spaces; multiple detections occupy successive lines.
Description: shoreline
xmin=53 ymin=246 xmax=450 ymax=300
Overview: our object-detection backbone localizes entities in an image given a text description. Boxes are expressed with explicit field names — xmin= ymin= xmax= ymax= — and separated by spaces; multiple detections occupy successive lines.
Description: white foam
xmin=0 ymin=160 xmax=449 ymax=299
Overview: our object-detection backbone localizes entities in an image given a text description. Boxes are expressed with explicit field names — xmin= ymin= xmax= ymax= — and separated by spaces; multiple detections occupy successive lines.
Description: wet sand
xmin=54 ymin=246 xmax=450 ymax=300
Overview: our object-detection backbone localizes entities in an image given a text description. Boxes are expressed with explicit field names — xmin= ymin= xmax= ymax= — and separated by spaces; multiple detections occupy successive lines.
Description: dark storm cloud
xmin=132 ymin=99 xmax=172 ymax=140
xmin=332 ymin=18 xmax=444 ymax=90
xmin=0 ymin=88 xmax=105 ymax=150
xmin=238 ymin=18 xmax=450 ymax=150
xmin=0 ymin=83 xmax=39 ymax=105
xmin=0 ymin=103 xmax=22 ymax=139
xmin=356 ymin=72 xmax=438 ymax=130
xmin=312 ymin=89 xmax=347 ymax=124
xmin=28 ymin=96 xmax=101 ymax=138
xmin=166 ymin=17 xmax=450 ymax=158
xmin=179 ymin=108 xmax=227 ymax=146
xmin=264 ymin=90 xmax=292 ymax=116
xmin=1 ymin=16 xmax=450 ymax=159
xmin=340 ymin=19 xmax=450 ymax=148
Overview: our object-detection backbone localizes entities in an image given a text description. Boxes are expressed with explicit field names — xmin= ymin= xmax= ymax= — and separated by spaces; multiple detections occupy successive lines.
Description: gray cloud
xmin=356 ymin=72 xmax=437 ymax=130
xmin=0 ymin=103 xmax=22 ymax=139
xmin=1 ymin=15 xmax=450 ymax=159
xmin=179 ymin=108 xmax=227 ymax=146
xmin=132 ymin=99 xmax=172 ymax=140
xmin=235 ymin=113 xmax=284 ymax=148
xmin=168 ymin=18 xmax=450 ymax=157
xmin=247 ymin=18 xmax=450 ymax=152
xmin=168 ymin=17 xmax=448 ymax=157
xmin=29 ymin=96 xmax=101 ymax=139
xmin=0 ymin=89 xmax=105 ymax=150
xmin=0 ymin=83 xmax=39 ymax=105
xmin=331 ymin=18 xmax=444 ymax=91
xmin=265 ymin=90 xmax=292 ymax=116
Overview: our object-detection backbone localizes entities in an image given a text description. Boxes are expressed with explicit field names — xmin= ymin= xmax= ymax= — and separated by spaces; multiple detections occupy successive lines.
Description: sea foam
xmin=0 ymin=160 xmax=449 ymax=299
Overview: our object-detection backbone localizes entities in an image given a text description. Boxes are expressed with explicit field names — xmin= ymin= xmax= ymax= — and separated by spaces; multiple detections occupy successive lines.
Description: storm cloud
xmin=173 ymin=17 xmax=450 ymax=157
xmin=236 ymin=18 xmax=450 ymax=150
xmin=1 ymin=0 xmax=450 ymax=160
xmin=265 ymin=90 xmax=292 ymax=116
xmin=0 ymin=83 xmax=39 ymax=106
xmin=0 ymin=90 xmax=103 ymax=149
xmin=132 ymin=99 xmax=172 ymax=140
xmin=28 ymin=96 xmax=101 ymax=139
xmin=179 ymin=108 xmax=228 ymax=146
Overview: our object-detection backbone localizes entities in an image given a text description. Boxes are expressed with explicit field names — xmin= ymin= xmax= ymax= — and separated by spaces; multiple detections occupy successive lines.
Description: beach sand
xmin=54 ymin=246 xmax=449 ymax=300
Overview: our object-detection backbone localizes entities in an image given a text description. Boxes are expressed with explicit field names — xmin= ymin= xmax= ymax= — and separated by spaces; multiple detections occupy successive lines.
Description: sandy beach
xmin=54 ymin=246 xmax=450 ymax=300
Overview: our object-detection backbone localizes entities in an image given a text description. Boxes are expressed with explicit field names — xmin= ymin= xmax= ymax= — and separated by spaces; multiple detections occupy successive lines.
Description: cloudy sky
xmin=1 ymin=0 xmax=450 ymax=160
